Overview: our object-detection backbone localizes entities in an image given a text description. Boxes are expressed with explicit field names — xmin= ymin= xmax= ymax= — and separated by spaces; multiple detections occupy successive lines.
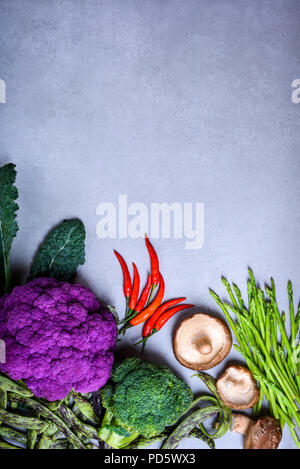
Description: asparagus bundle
xmin=210 ymin=269 xmax=300 ymax=448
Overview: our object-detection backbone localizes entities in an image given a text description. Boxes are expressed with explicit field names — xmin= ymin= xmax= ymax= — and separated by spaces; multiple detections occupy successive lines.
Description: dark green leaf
xmin=28 ymin=219 xmax=85 ymax=281
xmin=0 ymin=163 xmax=19 ymax=295
xmin=104 ymin=424 xmax=131 ymax=437
xmin=107 ymin=305 xmax=119 ymax=324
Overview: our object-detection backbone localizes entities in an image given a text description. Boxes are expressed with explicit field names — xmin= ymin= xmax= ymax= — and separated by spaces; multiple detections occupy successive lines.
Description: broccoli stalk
xmin=99 ymin=409 xmax=139 ymax=449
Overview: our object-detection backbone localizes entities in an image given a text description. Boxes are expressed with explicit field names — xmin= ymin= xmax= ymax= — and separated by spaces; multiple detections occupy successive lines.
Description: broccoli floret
xmin=100 ymin=383 xmax=114 ymax=409
xmin=98 ymin=358 xmax=193 ymax=449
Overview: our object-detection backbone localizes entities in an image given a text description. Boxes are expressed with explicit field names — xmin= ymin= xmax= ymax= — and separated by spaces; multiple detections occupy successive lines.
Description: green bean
xmin=72 ymin=391 xmax=100 ymax=425
xmin=0 ymin=390 xmax=7 ymax=409
xmin=189 ymin=373 xmax=232 ymax=440
xmin=27 ymin=429 xmax=38 ymax=449
xmin=0 ymin=375 xmax=33 ymax=397
xmin=0 ymin=425 xmax=27 ymax=445
xmin=36 ymin=435 xmax=54 ymax=449
xmin=57 ymin=403 xmax=98 ymax=441
xmin=8 ymin=394 xmax=85 ymax=449
xmin=41 ymin=399 xmax=63 ymax=412
xmin=27 ymin=412 xmax=43 ymax=449
xmin=0 ymin=439 xmax=21 ymax=449
xmin=162 ymin=406 xmax=220 ymax=449
xmin=0 ymin=408 xmax=48 ymax=431
xmin=35 ymin=420 xmax=61 ymax=449
xmin=49 ymin=439 xmax=70 ymax=449
xmin=190 ymin=427 xmax=215 ymax=449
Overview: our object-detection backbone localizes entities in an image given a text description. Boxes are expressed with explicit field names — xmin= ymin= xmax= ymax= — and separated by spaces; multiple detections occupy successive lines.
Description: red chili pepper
xmin=142 ymin=297 xmax=186 ymax=338
xmin=145 ymin=234 xmax=159 ymax=287
xmin=114 ymin=250 xmax=132 ymax=299
xmin=154 ymin=304 xmax=194 ymax=331
xmin=128 ymin=263 xmax=140 ymax=311
xmin=130 ymin=274 xmax=165 ymax=326
xmin=137 ymin=303 xmax=194 ymax=354
xmin=134 ymin=274 xmax=152 ymax=314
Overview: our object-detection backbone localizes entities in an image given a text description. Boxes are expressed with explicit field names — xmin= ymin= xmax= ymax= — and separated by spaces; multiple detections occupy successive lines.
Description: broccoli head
xmin=98 ymin=357 xmax=193 ymax=448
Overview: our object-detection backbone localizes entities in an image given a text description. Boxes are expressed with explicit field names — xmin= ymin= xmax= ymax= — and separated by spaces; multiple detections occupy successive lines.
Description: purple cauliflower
xmin=0 ymin=277 xmax=117 ymax=401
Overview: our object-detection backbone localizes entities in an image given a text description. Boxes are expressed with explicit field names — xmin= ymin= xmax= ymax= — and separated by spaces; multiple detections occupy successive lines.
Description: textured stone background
xmin=0 ymin=0 xmax=299 ymax=449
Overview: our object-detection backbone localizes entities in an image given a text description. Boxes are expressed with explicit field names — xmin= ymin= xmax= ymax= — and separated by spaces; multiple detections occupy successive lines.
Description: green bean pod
xmin=8 ymin=394 xmax=85 ymax=449
xmin=27 ymin=429 xmax=38 ymax=449
xmin=0 ymin=390 xmax=7 ymax=409
xmin=57 ymin=404 xmax=98 ymax=441
xmin=0 ymin=440 xmax=21 ymax=449
xmin=162 ymin=406 xmax=220 ymax=449
xmin=0 ymin=375 xmax=33 ymax=397
xmin=190 ymin=427 xmax=215 ymax=449
xmin=0 ymin=408 xmax=48 ymax=431
xmin=72 ymin=391 xmax=100 ymax=425
xmin=0 ymin=425 xmax=27 ymax=445
xmin=192 ymin=373 xmax=232 ymax=439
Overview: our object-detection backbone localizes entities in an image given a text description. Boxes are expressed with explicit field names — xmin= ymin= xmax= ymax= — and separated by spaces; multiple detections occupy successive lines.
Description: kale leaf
xmin=29 ymin=218 xmax=85 ymax=282
xmin=0 ymin=163 xmax=19 ymax=295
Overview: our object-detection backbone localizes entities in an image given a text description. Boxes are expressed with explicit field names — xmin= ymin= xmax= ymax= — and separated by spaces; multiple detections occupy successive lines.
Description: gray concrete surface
xmin=0 ymin=0 xmax=299 ymax=449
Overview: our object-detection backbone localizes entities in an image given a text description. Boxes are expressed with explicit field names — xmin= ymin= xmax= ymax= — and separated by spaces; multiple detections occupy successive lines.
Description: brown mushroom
xmin=216 ymin=365 xmax=260 ymax=410
xmin=231 ymin=414 xmax=282 ymax=449
xmin=173 ymin=313 xmax=232 ymax=370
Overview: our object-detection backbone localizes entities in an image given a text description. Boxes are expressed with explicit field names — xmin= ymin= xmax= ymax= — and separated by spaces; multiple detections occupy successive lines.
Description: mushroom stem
xmin=193 ymin=337 xmax=212 ymax=355
xmin=231 ymin=413 xmax=253 ymax=435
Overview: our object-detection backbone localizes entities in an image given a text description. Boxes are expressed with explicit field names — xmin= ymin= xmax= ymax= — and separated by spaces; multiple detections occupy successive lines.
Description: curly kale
xmin=98 ymin=358 xmax=193 ymax=448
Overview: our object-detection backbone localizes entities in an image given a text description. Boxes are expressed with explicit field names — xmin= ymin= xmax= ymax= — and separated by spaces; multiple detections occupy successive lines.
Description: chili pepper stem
xmin=146 ymin=284 xmax=157 ymax=307
xmin=125 ymin=297 xmax=130 ymax=318
xmin=135 ymin=330 xmax=157 ymax=347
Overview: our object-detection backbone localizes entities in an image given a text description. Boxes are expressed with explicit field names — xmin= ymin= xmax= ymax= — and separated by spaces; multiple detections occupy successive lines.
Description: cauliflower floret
xmin=0 ymin=277 xmax=117 ymax=401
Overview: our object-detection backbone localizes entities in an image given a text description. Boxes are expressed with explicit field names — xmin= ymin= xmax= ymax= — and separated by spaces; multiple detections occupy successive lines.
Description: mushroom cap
xmin=244 ymin=416 xmax=282 ymax=449
xmin=173 ymin=313 xmax=232 ymax=370
xmin=216 ymin=365 xmax=260 ymax=410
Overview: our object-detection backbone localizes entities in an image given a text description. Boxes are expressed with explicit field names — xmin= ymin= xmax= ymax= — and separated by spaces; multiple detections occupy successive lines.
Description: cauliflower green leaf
xmin=29 ymin=219 xmax=85 ymax=281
